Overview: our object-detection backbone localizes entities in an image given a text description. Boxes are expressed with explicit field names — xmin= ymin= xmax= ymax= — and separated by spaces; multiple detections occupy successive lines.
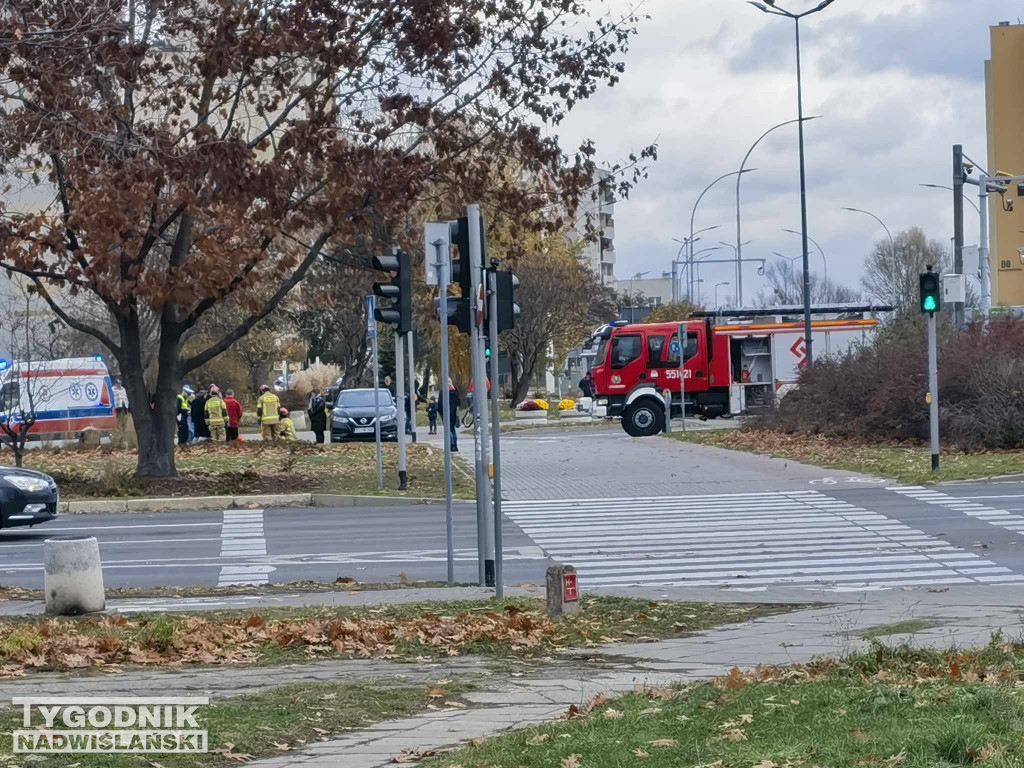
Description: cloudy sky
xmin=555 ymin=0 xmax=1017 ymax=304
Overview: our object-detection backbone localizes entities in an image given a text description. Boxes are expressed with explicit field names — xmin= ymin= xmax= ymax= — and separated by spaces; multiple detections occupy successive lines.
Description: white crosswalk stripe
xmin=218 ymin=509 xmax=275 ymax=586
xmin=890 ymin=486 xmax=1024 ymax=535
xmin=504 ymin=491 xmax=1024 ymax=591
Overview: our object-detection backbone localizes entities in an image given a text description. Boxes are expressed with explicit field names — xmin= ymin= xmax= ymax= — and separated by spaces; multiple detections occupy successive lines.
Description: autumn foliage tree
xmin=0 ymin=0 xmax=649 ymax=476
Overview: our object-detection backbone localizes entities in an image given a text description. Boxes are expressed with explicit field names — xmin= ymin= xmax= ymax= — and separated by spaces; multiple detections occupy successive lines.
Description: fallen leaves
xmin=0 ymin=604 xmax=560 ymax=675
xmin=526 ymin=734 xmax=550 ymax=746
xmin=561 ymin=754 xmax=582 ymax=768
xmin=633 ymin=749 xmax=649 ymax=759
xmin=603 ymin=708 xmax=623 ymax=719
xmin=392 ymin=748 xmax=436 ymax=763
xmin=649 ymin=739 xmax=677 ymax=748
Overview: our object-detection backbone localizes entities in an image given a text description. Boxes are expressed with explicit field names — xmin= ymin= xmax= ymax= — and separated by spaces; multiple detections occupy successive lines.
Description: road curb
xmin=60 ymin=493 xmax=454 ymax=515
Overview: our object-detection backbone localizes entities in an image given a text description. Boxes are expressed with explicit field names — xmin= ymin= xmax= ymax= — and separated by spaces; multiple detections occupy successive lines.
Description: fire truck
xmin=587 ymin=305 xmax=891 ymax=437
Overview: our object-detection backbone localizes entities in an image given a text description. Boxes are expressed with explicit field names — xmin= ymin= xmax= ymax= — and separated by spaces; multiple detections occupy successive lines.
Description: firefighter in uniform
xmin=205 ymin=385 xmax=228 ymax=442
xmin=176 ymin=385 xmax=193 ymax=446
xmin=278 ymin=408 xmax=297 ymax=441
xmin=256 ymin=384 xmax=282 ymax=441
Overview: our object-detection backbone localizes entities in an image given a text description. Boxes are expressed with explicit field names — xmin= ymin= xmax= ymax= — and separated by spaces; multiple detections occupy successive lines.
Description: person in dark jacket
xmin=579 ymin=371 xmax=594 ymax=398
xmin=427 ymin=397 xmax=438 ymax=434
xmin=308 ymin=388 xmax=328 ymax=444
xmin=436 ymin=379 xmax=461 ymax=452
xmin=191 ymin=387 xmax=210 ymax=440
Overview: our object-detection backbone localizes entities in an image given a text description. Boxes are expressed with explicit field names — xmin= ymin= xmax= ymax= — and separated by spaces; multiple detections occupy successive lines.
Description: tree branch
xmin=181 ymin=229 xmax=333 ymax=373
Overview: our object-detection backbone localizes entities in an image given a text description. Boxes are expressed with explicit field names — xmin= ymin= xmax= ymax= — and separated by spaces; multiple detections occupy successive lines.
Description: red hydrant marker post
xmin=546 ymin=565 xmax=579 ymax=619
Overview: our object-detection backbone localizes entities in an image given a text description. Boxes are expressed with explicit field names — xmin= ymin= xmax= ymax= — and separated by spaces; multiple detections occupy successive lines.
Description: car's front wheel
xmin=622 ymin=400 xmax=664 ymax=437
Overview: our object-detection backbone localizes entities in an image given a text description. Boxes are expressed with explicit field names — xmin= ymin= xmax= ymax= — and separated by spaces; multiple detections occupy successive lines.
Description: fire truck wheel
xmin=622 ymin=400 xmax=664 ymax=437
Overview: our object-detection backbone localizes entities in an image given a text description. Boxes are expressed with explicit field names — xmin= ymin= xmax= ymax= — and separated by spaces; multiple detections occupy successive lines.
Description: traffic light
xmin=495 ymin=270 xmax=520 ymax=332
xmin=919 ymin=267 xmax=940 ymax=314
xmin=446 ymin=216 xmax=488 ymax=336
xmin=372 ymin=247 xmax=412 ymax=333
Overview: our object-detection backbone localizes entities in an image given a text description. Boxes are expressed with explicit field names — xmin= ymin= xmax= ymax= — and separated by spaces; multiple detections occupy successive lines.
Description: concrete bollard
xmin=546 ymin=564 xmax=580 ymax=620
xmin=44 ymin=535 xmax=105 ymax=615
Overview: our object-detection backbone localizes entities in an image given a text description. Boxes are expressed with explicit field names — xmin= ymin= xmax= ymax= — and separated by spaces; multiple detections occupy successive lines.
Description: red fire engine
xmin=587 ymin=306 xmax=889 ymax=437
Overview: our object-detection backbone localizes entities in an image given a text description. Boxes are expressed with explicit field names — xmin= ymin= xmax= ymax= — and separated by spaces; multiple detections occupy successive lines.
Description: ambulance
xmin=0 ymin=356 xmax=118 ymax=437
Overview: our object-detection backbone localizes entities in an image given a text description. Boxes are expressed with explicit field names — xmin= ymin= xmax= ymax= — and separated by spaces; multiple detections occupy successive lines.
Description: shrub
xmin=558 ymin=398 xmax=576 ymax=410
xmin=278 ymin=390 xmax=308 ymax=411
xmin=292 ymin=363 xmax=341 ymax=398
xmin=761 ymin=316 xmax=1024 ymax=451
xmin=533 ymin=398 xmax=550 ymax=410
xmin=517 ymin=400 xmax=541 ymax=412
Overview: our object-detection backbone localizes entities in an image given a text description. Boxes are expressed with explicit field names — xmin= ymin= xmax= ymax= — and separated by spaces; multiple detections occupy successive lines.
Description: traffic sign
xmin=365 ymin=295 xmax=376 ymax=340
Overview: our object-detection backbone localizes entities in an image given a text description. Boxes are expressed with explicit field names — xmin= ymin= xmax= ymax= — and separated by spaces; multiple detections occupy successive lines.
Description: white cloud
xmin=553 ymin=0 xmax=1016 ymax=303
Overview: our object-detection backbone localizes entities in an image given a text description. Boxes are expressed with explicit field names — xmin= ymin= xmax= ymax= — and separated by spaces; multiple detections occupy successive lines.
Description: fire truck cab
xmin=587 ymin=306 xmax=888 ymax=437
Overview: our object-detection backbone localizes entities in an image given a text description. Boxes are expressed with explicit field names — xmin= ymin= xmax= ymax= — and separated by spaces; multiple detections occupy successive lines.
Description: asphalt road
xmin=0 ymin=504 xmax=550 ymax=590
xmin=5 ymin=427 xmax=1024 ymax=595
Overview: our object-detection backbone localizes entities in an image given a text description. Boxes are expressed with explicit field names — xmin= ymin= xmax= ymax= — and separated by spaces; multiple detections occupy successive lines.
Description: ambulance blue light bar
xmin=94 ymin=354 xmax=104 ymax=363
xmin=0 ymin=359 xmax=10 ymax=372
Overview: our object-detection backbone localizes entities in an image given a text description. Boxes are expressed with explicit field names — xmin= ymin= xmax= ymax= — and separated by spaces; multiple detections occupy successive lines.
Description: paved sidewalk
xmin=225 ymin=600 xmax=1024 ymax=767
xmin=4 ymin=597 xmax=1021 ymax=767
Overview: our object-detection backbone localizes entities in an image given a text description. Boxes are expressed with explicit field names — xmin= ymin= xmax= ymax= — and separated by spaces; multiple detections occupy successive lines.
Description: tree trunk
xmin=511 ymin=352 xmax=537 ymax=406
xmin=120 ymin=314 xmax=182 ymax=478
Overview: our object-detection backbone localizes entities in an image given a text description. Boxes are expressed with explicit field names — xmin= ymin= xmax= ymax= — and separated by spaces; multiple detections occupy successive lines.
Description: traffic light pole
xmin=406 ymin=332 xmax=416 ymax=442
xmin=394 ymin=329 xmax=408 ymax=490
xmin=487 ymin=268 xmax=504 ymax=598
xmin=927 ymin=309 xmax=939 ymax=472
xmin=467 ymin=204 xmax=494 ymax=588
xmin=952 ymin=145 xmax=965 ymax=328
xmin=432 ymin=237 xmax=456 ymax=585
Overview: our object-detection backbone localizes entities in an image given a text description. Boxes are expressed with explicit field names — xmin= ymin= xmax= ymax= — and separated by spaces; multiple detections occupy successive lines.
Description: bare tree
xmin=860 ymin=227 xmax=949 ymax=311
xmin=755 ymin=260 xmax=861 ymax=307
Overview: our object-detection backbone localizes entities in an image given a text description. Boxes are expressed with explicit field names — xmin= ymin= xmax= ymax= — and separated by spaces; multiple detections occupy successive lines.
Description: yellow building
xmin=985 ymin=22 xmax=1024 ymax=307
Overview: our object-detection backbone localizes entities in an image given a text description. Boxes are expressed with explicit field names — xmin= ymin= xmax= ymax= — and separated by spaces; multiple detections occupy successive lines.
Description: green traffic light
xmin=923 ymin=296 xmax=937 ymax=312
xmin=485 ymin=347 xmax=492 ymax=358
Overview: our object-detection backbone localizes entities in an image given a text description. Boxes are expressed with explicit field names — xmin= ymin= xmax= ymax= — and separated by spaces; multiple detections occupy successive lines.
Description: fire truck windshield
xmin=592 ymin=337 xmax=609 ymax=368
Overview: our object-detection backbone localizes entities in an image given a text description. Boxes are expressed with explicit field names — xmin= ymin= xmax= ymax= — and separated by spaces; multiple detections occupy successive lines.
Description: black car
xmin=331 ymin=388 xmax=398 ymax=443
xmin=0 ymin=466 xmax=58 ymax=529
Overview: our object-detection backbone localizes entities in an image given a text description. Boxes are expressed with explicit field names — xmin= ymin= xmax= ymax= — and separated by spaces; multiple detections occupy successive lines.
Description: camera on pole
xmin=919 ymin=266 xmax=941 ymax=314
xmin=372 ymin=248 xmax=412 ymax=333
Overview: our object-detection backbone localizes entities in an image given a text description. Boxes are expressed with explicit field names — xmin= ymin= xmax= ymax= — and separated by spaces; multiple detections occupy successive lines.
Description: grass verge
xmin=427 ymin=639 xmax=1024 ymax=768
xmin=0 ymin=578 xmax=466 ymax=602
xmin=0 ymin=679 xmax=469 ymax=766
xmin=21 ymin=440 xmax=474 ymax=500
xmin=0 ymin=596 xmax=798 ymax=676
xmin=667 ymin=428 xmax=1024 ymax=485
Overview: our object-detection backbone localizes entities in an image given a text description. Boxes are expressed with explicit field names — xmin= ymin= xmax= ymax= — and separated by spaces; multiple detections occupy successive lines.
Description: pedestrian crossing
xmin=217 ymin=509 xmax=275 ymax=586
xmin=503 ymin=491 xmax=1024 ymax=591
xmin=891 ymin=486 xmax=1024 ymax=537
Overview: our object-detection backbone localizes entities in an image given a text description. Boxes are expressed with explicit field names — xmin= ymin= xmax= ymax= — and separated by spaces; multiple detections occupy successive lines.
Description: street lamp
xmin=715 ymin=281 xmax=730 ymax=309
xmin=920 ymin=183 xmax=981 ymax=215
xmin=690 ymin=170 xmax=755 ymax=302
xmin=627 ymin=271 xmax=649 ymax=323
xmin=842 ymin=206 xmax=896 ymax=255
xmin=781 ymin=228 xmax=828 ymax=286
xmin=747 ymin=0 xmax=838 ymax=367
xmin=672 ymin=225 xmax=721 ymax=302
xmin=691 ymin=247 xmax=724 ymax=305
xmin=772 ymin=252 xmax=801 ymax=304
xmin=735 ymin=116 xmax=820 ymax=306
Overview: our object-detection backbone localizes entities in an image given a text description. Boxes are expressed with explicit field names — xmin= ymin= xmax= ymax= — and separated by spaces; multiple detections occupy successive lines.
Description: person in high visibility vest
xmin=205 ymin=385 xmax=228 ymax=442
xmin=176 ymin=385 xmax=193 ymax=446
xmin=278 ymin=408 xmax=297 ymax=441
xmin=256 ymin=384 xmax=282 ymax=441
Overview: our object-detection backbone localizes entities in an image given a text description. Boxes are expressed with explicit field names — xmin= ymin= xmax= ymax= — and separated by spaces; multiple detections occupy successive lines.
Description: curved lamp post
xmin=690 ymin=170 xmax=755 ymax=301
xmin=735 ymin=116 xmax=819 ymax=306
xmin=748 ymin=0 xmax=838 ymax=367
xmin=842 ymin=206 xmax=896 ymax=254
xmin=715 ymin=281 xmax=730 ymax=309
xmin=781 ymin=228 xmax=828 ymax=286
xmin=920 ymin=183 xmax=981 ymax=215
